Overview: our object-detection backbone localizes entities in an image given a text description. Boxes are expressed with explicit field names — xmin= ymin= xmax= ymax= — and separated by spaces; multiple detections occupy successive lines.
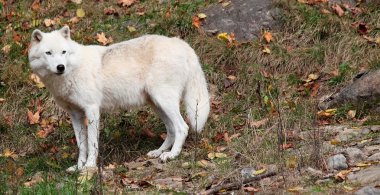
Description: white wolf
xmin=28 ymin=26 xmax=210 ymax=171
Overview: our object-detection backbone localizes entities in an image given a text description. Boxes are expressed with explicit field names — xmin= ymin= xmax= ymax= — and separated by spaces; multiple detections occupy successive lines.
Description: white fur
xmin=28 ymin=26 xmax=210 ymax=171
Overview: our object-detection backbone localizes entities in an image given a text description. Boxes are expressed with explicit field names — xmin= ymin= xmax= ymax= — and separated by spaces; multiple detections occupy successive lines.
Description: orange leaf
xmin=96 ymin=32 xmax=113 ymax=45
xmin=192 ymin=16 xmax=201 ymax=29
xmin=27 ymin=109 xmax=40 ymax=125
xmin=117 ymin=0 xmax=136 ymax=7
xmin=281 ymin=143 xmax=293 ymax=150
xmin=31 ymin=0 xmax=41 ymax=11
xmin=263 ymin=31 xmax=273 ymax=43
xmin=332 ymin=4 xmax=344 ymax=17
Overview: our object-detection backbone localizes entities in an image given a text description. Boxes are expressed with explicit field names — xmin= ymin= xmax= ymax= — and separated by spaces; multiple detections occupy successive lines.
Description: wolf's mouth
xmin=55 ymin=72 xmax=64 ymax=75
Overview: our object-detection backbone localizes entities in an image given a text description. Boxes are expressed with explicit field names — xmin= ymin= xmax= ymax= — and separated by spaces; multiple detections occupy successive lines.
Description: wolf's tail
xmin=184 ymin=57 xmax=210 ymax=133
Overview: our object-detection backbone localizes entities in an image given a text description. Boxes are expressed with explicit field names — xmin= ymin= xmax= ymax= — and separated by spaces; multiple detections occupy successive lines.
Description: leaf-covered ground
xmin=0 ymin=0 xmax=380 ymax=194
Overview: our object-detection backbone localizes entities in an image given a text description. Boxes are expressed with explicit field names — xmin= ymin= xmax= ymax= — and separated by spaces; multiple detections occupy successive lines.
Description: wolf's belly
xmin=100 ymin=85 xmax=147 ymax=111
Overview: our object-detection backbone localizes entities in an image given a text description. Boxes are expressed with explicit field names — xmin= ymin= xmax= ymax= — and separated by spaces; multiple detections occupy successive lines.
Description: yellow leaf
xmin=254 ymin=168 xmax=266 ymax=175
xmin=263 ymin=31 xmax=273 ymax=43
xmin=30 ymin=73 xmax=45 ymax=88
xmin=127 ymin=26 xmax=136 ymax=32
xmin=330 ymin=139 xmax=340 ymax=145
xmin=347 ymin=110 xmax=356 ymax=119
xmin=96 ymin=32 xmax=113 ymax=45
xmin=217 ymin=33 xmax=229 ymax=41
xmin=286 ymin=155 xmax=297 ymax=169
xmin=227 ymin=75 xmax=237 ymax=81
xmin=222 ymin=2 xmax=231 ymax=7
xmin=325 ymin=108 xmax=337 ymax=114
xmin=343 ymin=185 xmax=354 ymax=191
xmin=76 ymin=8 xmax=85 ymax=18
xmin=3 ymin=148 xmax=15 ymax=157
xmin=262 ymin=47 xmax=271 ymax=54
xmin=197 ymin=13 xmax=207 ymax=19
xmin=0 ymin=98 xmax=5 ymax=103
xmin=215 ymin=152 xmax=227 ymax=158
xmin=208 ymin=152 xmax=215 ymax=159
xmin=182 ymin=162 xmax=191 ymax=169
xmin=288 ymin=186 xmax=304 ymax=193
xmin=376 ymin=37 xmax=380 ymax=45
xmin=356 ymin=162 xmax=370 ymax=167
xmin=2 ymin=44 xmax=11 ymax=54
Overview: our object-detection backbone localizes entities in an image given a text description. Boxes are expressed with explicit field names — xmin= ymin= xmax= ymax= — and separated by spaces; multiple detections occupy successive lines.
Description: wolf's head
xmin=28 ymin=26 xmax=78 ymax=77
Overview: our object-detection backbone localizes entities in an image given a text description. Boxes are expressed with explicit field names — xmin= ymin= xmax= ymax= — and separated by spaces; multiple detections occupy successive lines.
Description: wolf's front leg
xmin=66 ymin=110 xmax=88 ymax=172
xmin=84 ymin=105 xmax=100 ymax=168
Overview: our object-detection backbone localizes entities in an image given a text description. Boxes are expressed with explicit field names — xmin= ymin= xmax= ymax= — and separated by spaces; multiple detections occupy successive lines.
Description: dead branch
xmin=200 ymin=171 xmax=277 ymax=195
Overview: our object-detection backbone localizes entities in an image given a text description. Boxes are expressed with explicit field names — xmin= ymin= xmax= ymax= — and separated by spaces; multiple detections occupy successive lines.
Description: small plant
xmin=329 ymin=63 xmax=351 ymax=85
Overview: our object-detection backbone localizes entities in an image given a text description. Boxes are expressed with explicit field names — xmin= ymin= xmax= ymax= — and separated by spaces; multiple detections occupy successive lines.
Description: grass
xmin=0 ymin=0 xmax=380 ymax=193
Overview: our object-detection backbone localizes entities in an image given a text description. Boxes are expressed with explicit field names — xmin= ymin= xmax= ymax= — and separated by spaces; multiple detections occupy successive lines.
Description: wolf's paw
xmin=159 ymin=151 xmax=179 ymax=161
xmin=147 ymin=149 xmax=163 ymax=158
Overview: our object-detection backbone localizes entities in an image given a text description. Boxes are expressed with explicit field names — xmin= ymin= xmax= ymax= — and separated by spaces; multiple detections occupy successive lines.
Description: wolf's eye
xmin=62 ymin=50 xmax=66 ymax=54
xmin=45 ymin=51 xmax=52 ymax=55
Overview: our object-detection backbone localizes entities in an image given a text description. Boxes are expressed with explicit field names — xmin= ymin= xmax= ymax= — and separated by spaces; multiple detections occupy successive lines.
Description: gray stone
xmin=363 ymin=145 xmax=380 ymax=156
xmin=201 ymin=0 xmax=281 ymax=41
xmin=345 ymin=147 xmax=366 ymax=166
xmin=368 ymin=153 xmax=380 ymax=161
xmin=360 ymin=128 xmax=371 ymax=135
xmin=355 ymin=186 xmax=380 ymax=195
xmin=371 ymin=126 xmax=380 ymax=133
xmin=328 ymin=154 xmax=348 ymax=170
xmin=348 ymin=165 xmax=380 ymax=185
xmin=336 ymin=128 xmax=360 ymax=142
xmin=241 ymin=167 xmax=255 ymax=179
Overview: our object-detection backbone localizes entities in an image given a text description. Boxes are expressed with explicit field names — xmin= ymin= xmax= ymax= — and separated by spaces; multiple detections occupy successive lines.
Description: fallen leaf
xmin=288 ymin=186 xmax=304 ymax=193
xmin=332 ymin=4 xmax=344 ymax=17
xmin=43 ymin=18 xmax=55 ymax=27
xmin=104 ymin=7 xmax=117 ymax=15
xmin=286 ymin=155 xmax=297 ymax=169
xmin=320 ymin=8 xmax=331 ymax=14
xmin=197 ymin=13 xmax=207 ymax=19
xmin=358 ymin=22 xmax=369 ymax=35
xmin=76 ymin=8 xmax=85 ymax=18
xmin=182 ymin=162 xmax=191 ymax=169
xmin=0 ymin=98 xmax=5 ymax=103
xmin=197 ymin=160 xmax=215 ymax=168
xmin=215 ymin=152 xmax=227 ymax=158
xmin=242 ymin=186 xmax=259 ymax=192
xmin=263 ymin=31 xmax=273 ymax=43
xmin=13 ymin=32 xmax=22 ymax=42
xmin=71 ymin=0 xmax=82 ymax=4
xmin=2 ymin=44 xmax=11 ymax=54
xmin=347 ymin=110 xmax=356 ymax=119
xmin=343 ymin=185 xmax=354 ymax=191
xmin=24 ymin=171 xmax=44 ymax=187
xmin=30 ymin=73 xmax=45 ymax=88
xmin=118 ymin=0 xmax=136 ymax=7
xmin=127 ymin=25 xmax=136 ymax=32
xmin=317 ymin=108 xmax=337 ymax=118
xmin=2 ymin=148 xmax=16 ymax=158
xmin=281 ymin=143 xmax=293 ymax=150
xmin=69 ymin=17 xmax=80 ymax=24
xmin=192 ymin=16 xmax=201 ymax=29
xmin=249 ymin=118 xmax=268 ymax=128
xmin=330 ymin=139 xmax=341 ymax=145
xmin=222 ymin=1 xmax=231 ymax=7
xmin=335 ymin=170 xmax=351 ymax=181
xmin=208 ymin=152 xmax=216 ymax=160
xmin=254 ymin=168 xmax=266 ymax=175
xmin=27 ymin=109 xmax=40 ymax=125
xmin=36 ymin=125 xmax=54 ymax=138
xmin=305 ymin=73 xmax=319 ymax=82
xmin=355 ymin=162 xmax=370 ymax=167
xmin=96 ymin=32 xmax=113 ymax=45
xmin=31 ymin=0 xmax=41 ymax=11
xmin=262 ymin=47 xmax=271 ymax=54
xmin=217 ymin=33 xmax=229 ymax=41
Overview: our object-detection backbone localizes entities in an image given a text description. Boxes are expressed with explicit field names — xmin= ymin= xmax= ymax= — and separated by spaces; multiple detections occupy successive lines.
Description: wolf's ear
xmin=59 ymin=26 xmax=71 ymax=39
xmin=32 ymin=29 xmax=43 ymax=42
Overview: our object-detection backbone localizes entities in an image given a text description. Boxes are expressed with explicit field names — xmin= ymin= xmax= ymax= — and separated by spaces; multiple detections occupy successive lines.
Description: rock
xmin=344 ymin=147 xmax=366 ymax=166
xmin=241 ymin=167 xmax=255 ymax=179
xmin=336 ymin=128 xmax=359 ymax=142
xmin=363 ymin=145 xmax=380 ymax=156
xmin=328 ymin=154 xmax=348 ymax=170
xmin=368 ymin=153 xmax=380 ymax=161
xmin=355 ymin=186 xmax=380 ymax=195
xmin=318 ymin=70 xmax=380 ymax=110
xmin=370 ymin=126 xmax=380 ymax=133
xmin=360 ymin=128 xmax=371 ymax=135
xmin=306 ymin=167 xmax=323 ymax=178
xmin=201 ymin=0 xmax=281 ymax=41
xmin=348 ymin=165 xmax=380 ymax=185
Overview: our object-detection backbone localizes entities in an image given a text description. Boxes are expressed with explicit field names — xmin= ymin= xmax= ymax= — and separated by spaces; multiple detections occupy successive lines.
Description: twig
xmin=200 ymin=171 xmax=277 ymax=195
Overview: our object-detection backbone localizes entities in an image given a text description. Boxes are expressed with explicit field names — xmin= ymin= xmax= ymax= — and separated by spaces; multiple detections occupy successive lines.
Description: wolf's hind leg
xmin=147 ymin=99 xmax=175 ymax=158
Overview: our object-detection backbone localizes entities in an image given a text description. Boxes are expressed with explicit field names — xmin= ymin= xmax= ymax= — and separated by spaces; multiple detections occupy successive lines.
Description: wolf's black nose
xmin=57 ymin=64 xmax=65 ymax=73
